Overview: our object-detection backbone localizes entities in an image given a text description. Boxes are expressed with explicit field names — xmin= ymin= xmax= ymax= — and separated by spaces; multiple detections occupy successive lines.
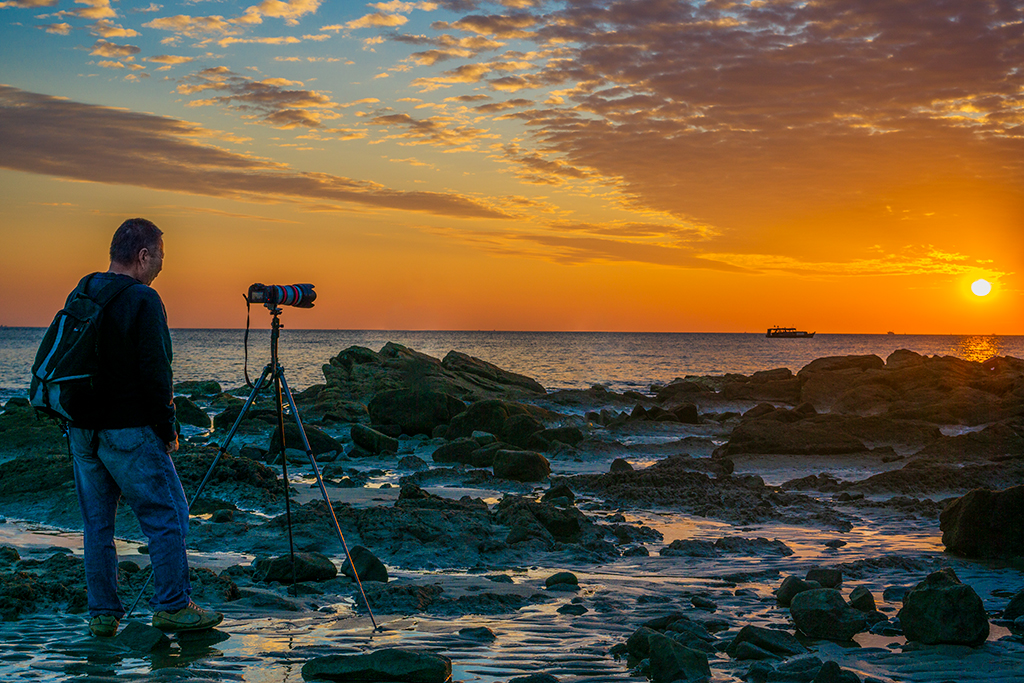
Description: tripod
xmin=127 ymin=305 xmax=378 ymax=629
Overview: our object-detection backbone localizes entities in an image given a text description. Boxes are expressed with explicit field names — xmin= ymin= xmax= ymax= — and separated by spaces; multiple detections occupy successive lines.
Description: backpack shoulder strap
xmin=75 ymin=273 xmax=138 ymax=309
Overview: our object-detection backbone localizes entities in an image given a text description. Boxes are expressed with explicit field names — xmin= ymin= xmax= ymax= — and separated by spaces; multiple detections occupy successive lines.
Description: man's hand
xmin=166 ymin=435 xmax=179 ymax=453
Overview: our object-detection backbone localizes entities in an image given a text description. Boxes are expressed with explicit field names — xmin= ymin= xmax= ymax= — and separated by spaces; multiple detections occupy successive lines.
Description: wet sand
xmin=2 ymin=350 xmax=1023 ymax=683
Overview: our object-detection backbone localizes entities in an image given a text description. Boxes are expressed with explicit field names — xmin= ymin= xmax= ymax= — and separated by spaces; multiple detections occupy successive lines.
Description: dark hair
xmin=110 ymin=218 xmax=163 ymax=265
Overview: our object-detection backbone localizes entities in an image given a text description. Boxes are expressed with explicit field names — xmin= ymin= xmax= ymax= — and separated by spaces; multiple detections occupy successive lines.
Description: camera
xmin=246 ymin=283 xmax=316 ymax=308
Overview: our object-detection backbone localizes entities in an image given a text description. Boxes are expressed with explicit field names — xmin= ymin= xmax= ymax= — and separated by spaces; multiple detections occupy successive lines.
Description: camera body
xmin=247 ymin=283 xmax=316 ymax=309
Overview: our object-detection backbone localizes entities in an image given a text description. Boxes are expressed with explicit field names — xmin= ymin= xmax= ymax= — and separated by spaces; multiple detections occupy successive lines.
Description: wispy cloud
xmin=0 ymin=85 xmax=510 ymax=220
xmin=178 ymin=67 xmax=339 ymax=129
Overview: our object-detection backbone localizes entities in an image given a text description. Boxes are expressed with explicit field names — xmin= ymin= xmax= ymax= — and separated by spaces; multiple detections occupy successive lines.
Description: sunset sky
xmin=1 ymin=0 xmax=1021 ymax=333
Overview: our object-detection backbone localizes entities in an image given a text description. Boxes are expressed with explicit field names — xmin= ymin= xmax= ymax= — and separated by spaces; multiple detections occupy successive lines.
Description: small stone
xmin=557 ymin=604 xmax=588 ymax=615
xmin=341 ymin=546 xmax=389 ymax=584
xmin=545 ymin=571 xmax=578 ymax=589
xmin=848 ymin=586 xmax=876 ymax=613
xmin=114 ymin=621 xmax=171 ymax=652
xmin=824 ymin=540 xmax=847 ymax=548
xmin=812 ymin=660 xmax=862 ymax=683
xmin=622 ymin=545 xmax=650 ymax=557
xmin=459 ymin=626 xmax=496 ymax=641
xmin=691 ymin=595 xmax=717 ymax=611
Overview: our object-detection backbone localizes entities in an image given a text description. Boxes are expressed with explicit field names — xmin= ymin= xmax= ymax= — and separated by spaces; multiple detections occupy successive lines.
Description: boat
xmin=766 ymin=327 xmax=815 ymax=338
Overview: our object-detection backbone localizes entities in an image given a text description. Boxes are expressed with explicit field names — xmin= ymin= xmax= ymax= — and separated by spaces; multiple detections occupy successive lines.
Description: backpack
xmin=30 ymin=273 xmax=137 ymax=423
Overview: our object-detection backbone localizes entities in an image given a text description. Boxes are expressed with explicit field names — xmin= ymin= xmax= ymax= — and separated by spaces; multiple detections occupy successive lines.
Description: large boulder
xmin=939 ymin=485 xmax=1024 ymax=560
xmin=301 ymin=648 xmax=452 ymax=683
xmin=350 ymin=424 xmax=400 ymax=455
xmin=898 ymin=568 xmax=989 ymax=646
xmin=789 ymin=588 xmax=868 ymax=641
xmin=492 ymin=450 xmax=550 ymax=482
xmin=254 ymin=552 xmax=338 ymax=583
xmin=322 ymin=343 xmax=545 ymax=404
xmin=367 ymin=389 xmax=466 ymax=436
xmin=174 ymin=395 xmax=211 ymax=428
xmin=440 ymin=350 xmax=546 ymax=395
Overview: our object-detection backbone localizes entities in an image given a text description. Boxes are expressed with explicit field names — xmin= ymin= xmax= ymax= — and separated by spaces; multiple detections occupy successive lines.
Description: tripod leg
xmin=272 ymin=364 xmax=299 ymax=592
xmin=278 ymin=372 xmax=380 ymax=630
xmin=126 ymin=365 xmax=273 ymax=618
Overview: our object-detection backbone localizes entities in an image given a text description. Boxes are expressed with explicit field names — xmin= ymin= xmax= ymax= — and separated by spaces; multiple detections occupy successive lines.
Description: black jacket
xmin=74 ymin=272 xmax=177 ymax=443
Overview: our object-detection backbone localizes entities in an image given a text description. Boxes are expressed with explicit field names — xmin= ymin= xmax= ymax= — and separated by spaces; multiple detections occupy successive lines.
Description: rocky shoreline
xmin=1 ymin=344 xmax=1023 ymax=682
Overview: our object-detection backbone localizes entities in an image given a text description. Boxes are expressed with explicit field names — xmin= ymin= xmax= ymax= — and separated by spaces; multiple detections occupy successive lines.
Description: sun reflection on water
xmin=954 ymin=335 xmax=1003 ymax=363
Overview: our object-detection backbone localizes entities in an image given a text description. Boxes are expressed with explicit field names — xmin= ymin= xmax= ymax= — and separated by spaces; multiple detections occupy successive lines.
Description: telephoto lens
xmin=247 ymin=283 xmax=316 ymax=308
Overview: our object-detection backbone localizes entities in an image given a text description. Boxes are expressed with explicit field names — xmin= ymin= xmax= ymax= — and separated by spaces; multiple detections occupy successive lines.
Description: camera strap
xmin=243 ymin=294 xmax=254 ymax=388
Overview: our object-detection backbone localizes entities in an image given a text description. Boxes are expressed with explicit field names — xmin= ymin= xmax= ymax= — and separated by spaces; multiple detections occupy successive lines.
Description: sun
xmin=971 ymin=279 xmax=992 ymax=296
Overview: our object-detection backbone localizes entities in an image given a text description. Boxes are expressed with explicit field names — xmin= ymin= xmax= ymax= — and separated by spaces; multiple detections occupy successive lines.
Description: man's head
xmin=109 ymin=218 xmax=164 ymax=285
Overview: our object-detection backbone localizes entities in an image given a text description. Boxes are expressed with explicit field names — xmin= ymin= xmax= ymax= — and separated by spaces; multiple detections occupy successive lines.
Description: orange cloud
xmin=0 ymin=85 xmax=510 ymax=220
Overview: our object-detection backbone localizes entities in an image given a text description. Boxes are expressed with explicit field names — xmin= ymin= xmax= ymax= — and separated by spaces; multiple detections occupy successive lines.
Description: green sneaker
xmin=89 ymin=615 xmax=120 ymax=637
xmin=152 ymin=601 xmax=224 ymax=632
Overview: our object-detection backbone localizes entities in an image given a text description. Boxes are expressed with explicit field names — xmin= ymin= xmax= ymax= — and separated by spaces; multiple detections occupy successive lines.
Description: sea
xmin=2 ymin=328 xmax=1021 ymax=403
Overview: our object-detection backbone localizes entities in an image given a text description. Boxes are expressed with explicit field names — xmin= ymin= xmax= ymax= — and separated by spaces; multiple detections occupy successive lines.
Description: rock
xmin=671 ymin=403 xmax=701 ymax=424
xmin=898 ymin=568 xmax=989 ymax=646
xmin=790 ymin=588 xmax=869 ymax=641
xmin=254 ymin=552 xmax=338 ymax=584
xmin=430 ymin=437 xmax=478 ymax=464
xmin=532 ymin=426 xmax=585 ymax=448
xmin=940 ymin=485 xmax=1024 ymax=560
xmin=545 ymin=571 xmax=578 ymax=589
xmin=440 ymin=350 xmax=546 ymax=394
xmin=0 ymin=545 xmax=20 ymax=564
xmin=1005 ymin=590 xmax=1024 ymax=621
xmin=541 ymin=482 xmax=576 ymax=505
xmin=805 ymin=568 xmax=843 ymax=589
xmin=447 ymin=399 xmax=544 ymax=443
xmin=508 ymin=675 xmax=560 ymax=683
xmin=718 ymin=418 xmax=869 ymax=457
xmin=558 ymin=603 xmax=588 ymax=615
xmin=174 ymin=395 xmax=211 ymax=428
xmin=848 ymin=586 xmax=876 ymax=613
xmin=777 ymin=576 xmax=822 ymax=607
xmin=647 ymin=632 xmax=711 ymax=683
xmin=503 ymin=413 xmax=546 ymax=449
xmin=269 ymin=423 xmax=344 ymax=456
xmin=715 ymin=537 xmax=793 ymax=556
xmin=811 ymin=660 xmax=862 ymax=683
xmin=301 ymin=648 xmax=452 ymax=682
xmin=459 ymin=626 xmax=496 ymax=641
xmin=691 ymin=595 xmax=717 ymax=611
xmin=174 ymin=380 xmax=223 ymax=396
xmin=733 ymin=642 xmax=780 ymax=661
xmin=341 ymin=546 xmax=389 ymax=583
xmin=726 ymin=625 xmax=808 ymax=657
xmin=367 ymin=389 xmax=467 ymax=437
xmin=610 ymin=458 xmax=634 ymax=473
xmin=493 ymin=450 xmax=550 ymax=482
xmin=661 ymin=540 xmax=718 ymax=557
xmin=114 ymin=621 xmax=171 ymax=651
xmin=350 ymin=424 xmax=399 ymax=455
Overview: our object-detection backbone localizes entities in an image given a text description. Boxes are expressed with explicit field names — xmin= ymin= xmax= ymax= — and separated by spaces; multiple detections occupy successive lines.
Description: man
xmin=68 ymin=218 xmax=223 ymax=637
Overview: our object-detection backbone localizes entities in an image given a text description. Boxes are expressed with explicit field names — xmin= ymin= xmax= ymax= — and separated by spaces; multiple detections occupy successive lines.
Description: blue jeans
xmin=70 ymin=426 xmax=191 ymax=617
